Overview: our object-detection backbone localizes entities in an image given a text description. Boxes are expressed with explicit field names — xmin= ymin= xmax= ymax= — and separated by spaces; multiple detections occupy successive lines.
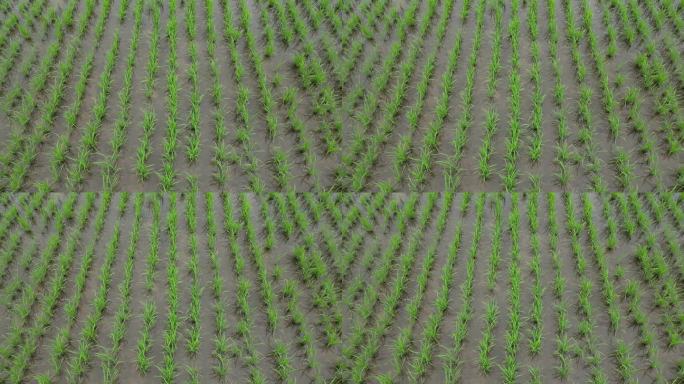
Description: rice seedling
xmin=478 ymin=301 xmax=499 ymax=373
xmin=159 ymin=193 xmax=180 ymax=384
xmin=65 ymin=27 xmax=122 ymax=189
xmin=221 ymin=193 xmax=267 ymax=383
xmin=2 ymin=0 xmax=105 ymax=190
xmin=0 ymin=193 xmax=87 ymax=372
xmin=100 ymin=0 xmax=144 ymax=191
xmin=4 ymin=192 xmax=104 ymax=382
xmin=526 ymin=192 xmax=544 ymax=357
xmin=564 ymin=194 xmax=608 ymax=383
xmin=64 ymin=194 xmax=126 ymax=383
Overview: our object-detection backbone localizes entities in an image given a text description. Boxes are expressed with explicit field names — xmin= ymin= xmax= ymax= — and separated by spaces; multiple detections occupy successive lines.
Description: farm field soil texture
xmin=0 ymin=192 xmax=683 ymax=383
xmin=0 ymin=0 xmax=683 ymax=191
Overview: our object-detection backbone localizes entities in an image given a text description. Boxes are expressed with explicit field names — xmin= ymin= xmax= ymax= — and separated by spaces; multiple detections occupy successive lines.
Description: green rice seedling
xmin=600 ymin=3 xmax=677 ymax=175
xmin=548 ymin=28 xmax=572 ymax=193
xmin=159 ymin=192 xmax=180 ymax=384
xmin=100 ymin=0 xmax=143 ymax=190
xmin=336 ymin=197 xmax=394 ymax=292
xmin=64 ymin=195 xmax=126 ymax=384
xmin=204 ymin=193 xmax=235 ymax=378
xmin=134 ymin=111 xmax=156 ymax=180
xmin=486 ymin=194 xmax=503 ymax=289
xmin=97 ymin=193 xmax=144 ymax=383
xmin=557 ymin=0 xmax=610 ymax=192
xmin=273 ymin=341 xmax=294 ymax=384
xmin=136 ymin=301 xmax=157 ymax=373
xmin=239 ymin=195 xmax=281 ymax=332
xmin=661 ymin=193 xmax=684 ymax=231
xmin=184 ymin=184 xmax=201 ymax=357
xmin=598 ymin=195 xmax=618 ymax=251
xmin=410 ymin=26 xmax=464 ymax=188
xmin=185 ymin=46 xmax=201 ymax=164
xmin=527 ymin=0 xmax=544 ymax=165
xmin=131 ymin=201 xmax=155 ymax=374
xmin=581 ymin=195 xmax=623 ymax=331
xmin=627 ymin=194 xmax=683 ymax=330
xmin=346 ymin=194 xmax=443 ymax=383
xmin=486 ymin=2 xmax=504 ymax=99
xmin=279 ymin=86 xmax=322 ymax=186
xmin=381 ymin=194 xmax=453 ymax=381
xmin=0 ymin=196 xmax=27 ymax=241
xmin=203 ymin=0 xmax=234 ymax=185
xmin=431 ymin=194 xmax=483 ymax=381
xmin=579 ymin=0 xmax=620 ymax=140
xmin=277 ymin=275 xmax=322 ymax=381
xmin=614 ymin=341 xmax=637 ymax=382
xmin=3 ymin=193 xmax=102 ymax=383
xmin=0 ymin=40 xmax=21 ymax=88
xmin=237 ymin=0 xmax=282 ymax=143
xmin=218 ymin=1 xmax=266 ymax=192
xmin=613 ymin=194 xmax=637 ymax=238
xmin=620 ymin=277 xmax=668 ymax=379
xmin=3 ymin=0 xmax=106 ymax=190
xmin=145 ymin=3 xmax=160 ymax=98
xmin=65 ymin=28 xmax=122 ymax=189
xmin=338 ymin=195 xmax=427 ymax=371
xmin=527 ymin=192 xmax=544 ymax=356
xmin=501 ymin=2 xmax=522 ymax=191
xmin=478 ymin=301 xmax=499 ymax=373
xmin=332 ymin=0 xmax=432 ymax=183
xmin=478 ymin=109 xmax=499 ymax=180
xmin=221 ymin=193 xmax=266 ymax=382
xmin=47 ymin=50 xmax=94 ymax=180
xmin=547 ymin=193 xmax=573 ymax=379
xmin=264 ymin=0 xmax=294 ymax=45
xmin=158 ymin=0 xmax=180 ymax=192
xmin=271 ymin=193 xmax=294 ymax=238
xmin=143 ymin=194 xmax=161 ymax=291
xmin=0 ymin=0 xmax=92 ymax=180
xmin=0 ymin=10 xmax=20 ymax=45
xmin=499 ymin=193 xmax=522 ymax=384
xmin=285 ymin=193 xmax=343 ymax=346
xmin=440 ymin=0 xmax=487 ymax=186
xmin=272 ymin=149 xmax=292 ymax=189
xmin=0 ymin=194 xmax=50 ymax=286
xmin=346 ymin=0 xmax=456 ymax=190
xmin=563 ymin=195 xmax=608 ymax=383
xmin=0 ymin=194 xmax=80 ymax=353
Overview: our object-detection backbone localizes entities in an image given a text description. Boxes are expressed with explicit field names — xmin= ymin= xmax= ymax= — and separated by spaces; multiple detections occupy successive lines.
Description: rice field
xmin=1 ymin=1 xmax=684 ymax=383
xmin=0 ymin=192 xmax=682 ymax=383
xmin=0 ymin=0 xmax=682 ymax=191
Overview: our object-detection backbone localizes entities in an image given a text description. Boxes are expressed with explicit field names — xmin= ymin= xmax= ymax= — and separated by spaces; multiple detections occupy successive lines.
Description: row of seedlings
xmin=134 ymin=1 xmax=161 ymax=181
xmin=135 ymin=194 xmax=161 ymax=374
xmin=2 ymin=193 xmax=102 ymax=382
xmin=0 ymin=193 xmax=86 ymax=376
xmin=28 ymin=193 xmax=114 ymax=383
xmin=63 ymin=0 xmax=125 ymax=188
xmin=100 ymin=0 xmax=145 ymax=190
xmin=63 ymin=194 xmax=127 ymax=383
xmin=407 ymin=194 xmax=470 ymax=380
xmin=3 ymin=0 xmax=103 ymax=191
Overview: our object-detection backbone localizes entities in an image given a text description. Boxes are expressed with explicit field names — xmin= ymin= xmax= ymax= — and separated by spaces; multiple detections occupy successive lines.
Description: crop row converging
xmin=0 ymin=0 xmax=682 ymax=191
xmin=0 ymin=191 xmax=682 ymax=383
